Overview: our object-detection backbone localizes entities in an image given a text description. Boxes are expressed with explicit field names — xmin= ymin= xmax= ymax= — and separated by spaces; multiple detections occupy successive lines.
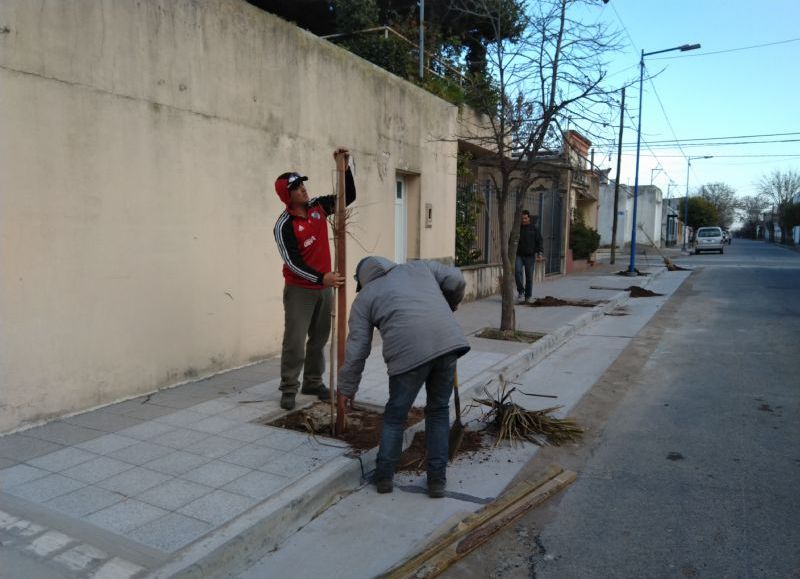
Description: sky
xmin=571 ymin=0 xmax=800 ymax=203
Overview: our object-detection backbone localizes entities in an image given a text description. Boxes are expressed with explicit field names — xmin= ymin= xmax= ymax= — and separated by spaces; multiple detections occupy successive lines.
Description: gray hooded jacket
xmin=337 ymin=257 xmax=470 ymax=398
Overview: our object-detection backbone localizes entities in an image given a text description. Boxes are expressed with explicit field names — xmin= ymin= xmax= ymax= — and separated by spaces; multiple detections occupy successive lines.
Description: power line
xmin=622 ymin=107 xmax=679 ymax=186
xmin=650 ymin=37 xmax=800 ymax=60
xmin=616 ymin=153 xmax=800 ymax=158
xmin=628 ymin=131 xmax=800 ymax=145
xmin=621 ymin=138 xmax=800 ymax=149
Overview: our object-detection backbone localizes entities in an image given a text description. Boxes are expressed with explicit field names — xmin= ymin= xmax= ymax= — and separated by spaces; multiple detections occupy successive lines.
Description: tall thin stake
xmin=329 ymin=287 xmax=337 ymax=434
xmin=334 ymin=152 xmax=348 ymax=435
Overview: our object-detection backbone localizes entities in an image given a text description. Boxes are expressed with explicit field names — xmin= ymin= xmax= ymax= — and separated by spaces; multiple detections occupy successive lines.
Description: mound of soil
xmin=626 ymin=286 xmax=664 ymax=298
xmin=396 ymin=430 xmax=487 ymax=473
xmin=476 ymin=328 xmax=544 ymax=343
xmin=264 ymin=402 xmax=424 ymax=451
xmin=527 ymin=296 xmax=603 ymax=308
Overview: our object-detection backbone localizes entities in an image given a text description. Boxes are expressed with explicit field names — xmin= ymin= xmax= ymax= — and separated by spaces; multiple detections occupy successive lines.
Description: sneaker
xmin=427 ymin=479 xmax=446 ymax=498
xmin=376 ymin=478 xmax=394 ymax=494
xmin=280 ymin=393 xmax=296 ymax=410
xmin=300 ymin=384 xmax=331 ymax=401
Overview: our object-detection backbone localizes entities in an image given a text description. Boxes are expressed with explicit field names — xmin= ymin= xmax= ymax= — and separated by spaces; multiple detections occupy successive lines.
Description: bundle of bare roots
xmin=472 ymin=381 xmax=583 ymax=447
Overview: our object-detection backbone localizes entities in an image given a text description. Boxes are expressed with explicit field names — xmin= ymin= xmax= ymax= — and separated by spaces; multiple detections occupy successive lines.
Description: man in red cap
xmin=273 ymin=148 xmax=355 ymax=410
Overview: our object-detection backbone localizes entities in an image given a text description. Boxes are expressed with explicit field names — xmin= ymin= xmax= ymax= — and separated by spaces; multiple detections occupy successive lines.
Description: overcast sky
xmin=575 ymin=0 xmax=799 ymax=200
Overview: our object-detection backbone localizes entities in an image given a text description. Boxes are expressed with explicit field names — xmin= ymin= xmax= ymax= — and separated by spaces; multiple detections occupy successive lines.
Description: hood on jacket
xmin=355 ymin=256 xmax=396 ymax=292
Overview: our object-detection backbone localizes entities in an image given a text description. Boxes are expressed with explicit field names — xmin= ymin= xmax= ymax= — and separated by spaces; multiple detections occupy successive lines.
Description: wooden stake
xmin=335 ymin=152 xmax=347 ymax=368
xmin=334 ymin=151 xmax=348 ymax=435
xmin=329 ymin=287 xmax=337 ymax=435
xmin=379 ymin=465 xmax=568 ymax=578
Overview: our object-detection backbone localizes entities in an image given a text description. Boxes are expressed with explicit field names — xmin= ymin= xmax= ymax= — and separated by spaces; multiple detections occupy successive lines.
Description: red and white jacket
xmin=273 ymin=168 xmax=356 ymax=289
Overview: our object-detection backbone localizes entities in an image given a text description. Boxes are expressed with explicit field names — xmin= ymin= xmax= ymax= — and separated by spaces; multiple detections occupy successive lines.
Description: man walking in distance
xmin=273 ymin=148 xmax=355 ymax=410
xmin=337 ymin=256 xmax=470 ymax=498
xmin=515 ymin=209 xmax=543 ymax=304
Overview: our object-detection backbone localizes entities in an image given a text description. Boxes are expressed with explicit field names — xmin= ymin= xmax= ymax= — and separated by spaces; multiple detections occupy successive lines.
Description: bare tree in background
xmin=758 ymin=169 xmax=800 ymax=244
xmin=698 ymin=182 xmax=738 ymax=229
xmin=737 ymin=194 xmax=769 ymax=239
xmin=453 ymin=0 xmax=621 ymax=332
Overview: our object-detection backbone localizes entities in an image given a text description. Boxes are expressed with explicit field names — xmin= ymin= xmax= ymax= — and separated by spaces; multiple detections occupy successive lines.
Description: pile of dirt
xmin=265 ymin=402 xmax=424 ymax=451
xmin=396 ymin=430 xmax=487 ymax=473
xmin=627 ymin=286 xmax=664 ymax=298
xmin=526 ymin=296 xmax=603 ymax=308
xmin=476 ymin=328 xmax=544 ymax=343
xmin=666 ymin=263 xmax=691 ymax=271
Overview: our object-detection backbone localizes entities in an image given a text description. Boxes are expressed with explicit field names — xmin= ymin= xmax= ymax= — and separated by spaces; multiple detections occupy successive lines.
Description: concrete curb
xmin=146 ymin=268 xmax=666 ymax=579
xmin=457 ymin=268 xmax=664 ymax=400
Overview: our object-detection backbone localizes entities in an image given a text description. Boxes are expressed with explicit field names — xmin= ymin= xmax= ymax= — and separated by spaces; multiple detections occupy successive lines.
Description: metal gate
xmin=539 ymin=189 xmax=565 ymax=274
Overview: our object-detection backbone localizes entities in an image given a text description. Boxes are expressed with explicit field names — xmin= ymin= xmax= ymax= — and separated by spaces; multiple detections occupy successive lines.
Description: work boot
xmin=280 ymin=392 xmax=296 ymax=410
xmin=375 ymin=478 xmax=394 ymax=494
xmin=427 ymin=479 xmax=446 ymax=499
xmin=301 ymin=383 xmax=331 ymax=401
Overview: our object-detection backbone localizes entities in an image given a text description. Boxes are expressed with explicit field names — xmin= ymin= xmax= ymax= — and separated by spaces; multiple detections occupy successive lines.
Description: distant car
xmin=694 ymin=226 xmax=725 ymax=254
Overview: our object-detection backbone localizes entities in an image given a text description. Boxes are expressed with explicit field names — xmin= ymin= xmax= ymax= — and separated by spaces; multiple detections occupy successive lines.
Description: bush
xmin=570 ymin=215 xmax=600 ymax=260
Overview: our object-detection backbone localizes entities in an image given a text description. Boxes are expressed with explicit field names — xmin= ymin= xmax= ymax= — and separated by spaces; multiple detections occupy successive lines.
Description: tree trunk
xmin=780 ymin=218 xmax=792 ymax=244
xmin=498 ymin=191 xmax=516 ymax=332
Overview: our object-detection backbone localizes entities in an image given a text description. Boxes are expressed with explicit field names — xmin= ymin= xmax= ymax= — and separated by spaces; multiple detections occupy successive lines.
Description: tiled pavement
xmin=0 ymin=267 xmax=665 ymax=577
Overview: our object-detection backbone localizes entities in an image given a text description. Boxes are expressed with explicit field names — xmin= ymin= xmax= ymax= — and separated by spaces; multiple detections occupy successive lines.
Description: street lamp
xmin=628 ymin=43 xmax=701 ymax=275
xmin=682 ymin=155 xmax=713 ymax=252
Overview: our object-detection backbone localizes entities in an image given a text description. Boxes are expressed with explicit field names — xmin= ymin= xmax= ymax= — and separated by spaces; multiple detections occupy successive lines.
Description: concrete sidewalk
xmin=0 ymin=266 xmax=676 ymax=579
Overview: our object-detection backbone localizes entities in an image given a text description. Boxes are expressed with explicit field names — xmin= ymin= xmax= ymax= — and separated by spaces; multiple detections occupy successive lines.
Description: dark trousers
xmin=279 ymin=285 xmax=332 ymax=394
xmin=375 ymin=354 xmax=457 ymax=482
xmin=515 ymin=255 xmax=536 ymax=299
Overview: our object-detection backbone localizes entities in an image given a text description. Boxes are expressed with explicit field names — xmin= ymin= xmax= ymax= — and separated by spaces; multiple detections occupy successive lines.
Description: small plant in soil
xmin=472 ymin=381 xmax=583 ymax=447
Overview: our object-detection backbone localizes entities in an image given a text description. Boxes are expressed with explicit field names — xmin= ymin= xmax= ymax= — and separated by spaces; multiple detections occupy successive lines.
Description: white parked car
xmin=694 ymin=226 xmax=725 ymax=254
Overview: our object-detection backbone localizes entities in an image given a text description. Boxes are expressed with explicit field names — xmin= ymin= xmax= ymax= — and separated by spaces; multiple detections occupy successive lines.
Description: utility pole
xmin=610 ymin=87 xmax=625 ymax=265
xmin=419 ymin=0 xmax=425 ymax=80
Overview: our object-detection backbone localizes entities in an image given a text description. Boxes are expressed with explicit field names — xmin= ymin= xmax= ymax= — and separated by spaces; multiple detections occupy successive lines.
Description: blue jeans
xmin=376 ymin=354 xmax=457 ymax=482
xmin=515 ymin=255 xmax=536 ymax=299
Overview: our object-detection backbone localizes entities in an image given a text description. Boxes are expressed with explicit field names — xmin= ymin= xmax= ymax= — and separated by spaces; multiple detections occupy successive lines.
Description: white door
xmin=394 ymin=177 xmax=407 ymax=263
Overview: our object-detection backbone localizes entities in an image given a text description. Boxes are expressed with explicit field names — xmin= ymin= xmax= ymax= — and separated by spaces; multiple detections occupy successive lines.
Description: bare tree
xmin=758 ymin=169 xmax=800 ymax=244
xmin=698 ymin=182 xmax=738 ymax=229
xmin=453 ymin=0 xmax=621 ymax=332
xmin=737 ymin=194 xmax=769 ymax=238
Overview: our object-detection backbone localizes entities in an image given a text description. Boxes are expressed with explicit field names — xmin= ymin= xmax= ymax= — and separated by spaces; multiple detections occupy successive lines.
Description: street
xmin=445 ymin=239 xmax=800 ymax=579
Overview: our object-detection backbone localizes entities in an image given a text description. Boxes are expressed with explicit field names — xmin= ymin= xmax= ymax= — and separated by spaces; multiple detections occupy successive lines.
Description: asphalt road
xmin=445 ymin=239 xmax=800 ymax=579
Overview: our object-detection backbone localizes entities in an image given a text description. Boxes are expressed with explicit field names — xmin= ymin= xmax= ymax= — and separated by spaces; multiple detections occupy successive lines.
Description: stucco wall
xmin=0 ymin=0 xmax=458 ymax=432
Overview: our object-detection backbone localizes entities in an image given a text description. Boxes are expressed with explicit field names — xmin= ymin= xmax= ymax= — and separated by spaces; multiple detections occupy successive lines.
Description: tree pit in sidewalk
xmin=396 ymin=430 xmax=487 ymax=473
xmin=263 ymin=402 xmax=424 ymax=451
xmin=475 ymin=328 xmax=545 ymax=343
xmin=524 ymin=296 xmax=605 ymax=308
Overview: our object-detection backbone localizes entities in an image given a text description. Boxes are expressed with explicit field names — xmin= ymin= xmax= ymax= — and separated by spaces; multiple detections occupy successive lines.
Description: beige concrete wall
xmin=461 ymin=264 xmax=501 ymax=302
xmin=0 ymin=0 xmax=458 ymax=432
